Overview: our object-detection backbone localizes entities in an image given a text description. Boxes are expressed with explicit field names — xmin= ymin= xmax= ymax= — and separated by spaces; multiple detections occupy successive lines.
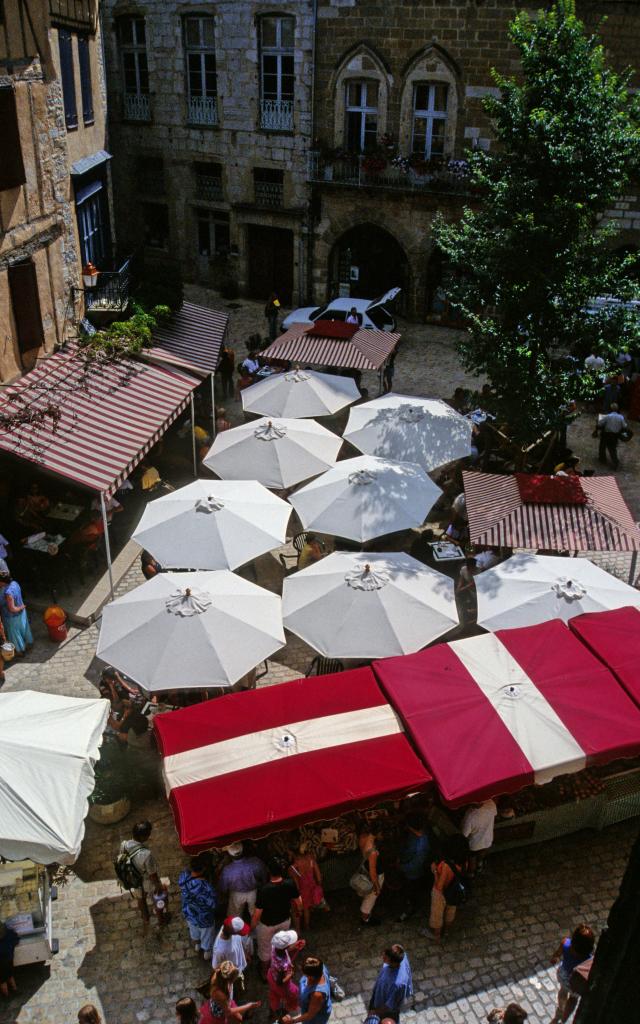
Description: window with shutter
xmin=8 ymin=260 xmax=45 ymax=362
xmin=77 ymin=35 xmax=94 ymax=125
xmin=58 ymin=29 xmax=78 ymax=129
xmin=0 ymin=88 xmax=26 ymax=190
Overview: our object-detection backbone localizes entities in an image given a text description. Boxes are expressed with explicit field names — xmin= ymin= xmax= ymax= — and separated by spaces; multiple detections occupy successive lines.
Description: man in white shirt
xmin=461 ymin=798 xmax=497 ymax=875
xmin=474 ymin=548 xmax=500 ymax=572
xmin=598 ymin=403 xmax=627 ymax=469
xmin=212 ymin=915 xmax=252 ymax=971
xmin=241 ymin=355 xmax=260 ymax=375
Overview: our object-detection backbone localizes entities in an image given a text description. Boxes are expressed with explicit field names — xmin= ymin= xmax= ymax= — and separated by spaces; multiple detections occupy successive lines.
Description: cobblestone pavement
xmin=2 ymin=287 xmax=639 ymax=1023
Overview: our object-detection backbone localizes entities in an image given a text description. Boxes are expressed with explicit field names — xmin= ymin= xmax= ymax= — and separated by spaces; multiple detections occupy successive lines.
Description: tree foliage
xmin=434 ymin=0 xmax=640 ymax=444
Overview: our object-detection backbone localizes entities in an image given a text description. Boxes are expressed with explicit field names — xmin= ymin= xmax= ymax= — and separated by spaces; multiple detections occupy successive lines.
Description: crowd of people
xmin=89 ymin=808 xmax=597 ymax=1024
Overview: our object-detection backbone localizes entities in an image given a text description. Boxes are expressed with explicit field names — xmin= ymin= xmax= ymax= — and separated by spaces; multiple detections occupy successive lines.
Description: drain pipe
xmin=305 ymin=0 xmax=318 ymax=305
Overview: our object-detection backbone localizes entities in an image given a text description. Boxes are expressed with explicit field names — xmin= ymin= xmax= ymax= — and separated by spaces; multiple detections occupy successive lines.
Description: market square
xmin=2 ymin=2 xmax=640 ymax=1024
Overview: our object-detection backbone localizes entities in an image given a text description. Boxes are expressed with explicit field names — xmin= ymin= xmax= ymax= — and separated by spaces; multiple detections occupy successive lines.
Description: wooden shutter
xmin=58 ymin=29 xmax=78 ymax=129
xmin=77 ymin=34 xmax=94 ymax=124
xmin=8 ymin=260 xmax=45 ymax=361
xmin=0 ymin=88 xmax=27 ymax=190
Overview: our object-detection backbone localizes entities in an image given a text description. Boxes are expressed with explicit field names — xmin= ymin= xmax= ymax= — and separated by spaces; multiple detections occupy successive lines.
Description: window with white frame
xmin=345 ymin=80 xmax=378 ymax=152
xmin=119 ymin=17 xmax=150 ymax=121
xmin=185 ymin=16 xmax=217 ymax=126
xmin=412 ymin=82 xmax=448 ymax=160
xmin=260 ymin=15 xmax=294 ymax=131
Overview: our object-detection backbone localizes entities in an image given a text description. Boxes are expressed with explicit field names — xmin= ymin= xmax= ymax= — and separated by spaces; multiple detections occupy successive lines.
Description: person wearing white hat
xmin=268 ymin=930 xmax=305 ymax=1019
xmin=212 ymin=916 xmax=253 ymax=972
xmin=218 ymin=842 xmax=269 ymax=918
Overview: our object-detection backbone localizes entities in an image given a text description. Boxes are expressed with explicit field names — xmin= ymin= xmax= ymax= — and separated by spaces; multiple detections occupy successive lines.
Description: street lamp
xmin=82 ymin=262 xmax=99 ymax=288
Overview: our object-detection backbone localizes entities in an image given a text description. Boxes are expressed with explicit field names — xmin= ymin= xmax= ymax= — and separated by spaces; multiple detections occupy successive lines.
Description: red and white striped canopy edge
xmin=147 ymin=301 xmax=228 ymax=377
xmin=0 ymin=348 xmax=198 ymax=497
xmin=260 ymin=323 xmax=400 ymax=372
xmin=463 ymin=470 xmax=640 ymax=551
xmin=153 ymin=667 xmax=431 ymax=851
xmin=373 ymin=619 xmax=640 ymax=806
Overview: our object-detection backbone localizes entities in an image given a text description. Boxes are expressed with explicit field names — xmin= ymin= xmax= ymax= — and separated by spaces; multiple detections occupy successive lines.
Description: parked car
xmin=281 ymin=287 xmax=401 ymax=332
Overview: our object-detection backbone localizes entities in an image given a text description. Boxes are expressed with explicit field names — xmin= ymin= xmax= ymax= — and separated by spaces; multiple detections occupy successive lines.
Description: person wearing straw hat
xmin=267 ymin=930 xmax=306 ymax=1020
xmin=200 ymin=961 xmax=261 ymax=1024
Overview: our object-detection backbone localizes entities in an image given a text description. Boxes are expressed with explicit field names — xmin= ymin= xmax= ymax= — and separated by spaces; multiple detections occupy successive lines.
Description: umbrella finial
xmin=185 ymin=588 xmax=191 ymax=597
xmin=364 ymin=563 xmax=370 ymax=573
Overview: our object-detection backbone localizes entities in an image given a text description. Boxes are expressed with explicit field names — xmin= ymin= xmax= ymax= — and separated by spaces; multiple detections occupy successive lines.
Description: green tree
xmin=434 ymin=0 xmax=640 ymax=446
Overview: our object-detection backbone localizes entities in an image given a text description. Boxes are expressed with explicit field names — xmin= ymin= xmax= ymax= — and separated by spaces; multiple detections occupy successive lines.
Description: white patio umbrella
xmin=241 ymin=368 xmax=360 ymax=419
xmin=475 ymin=554 xmax=640 ymax=631
xmin=289 ymin=455 xmax=442 ymax=543
xmin=0 ymin=691 xmax=109 ymax=864
xmin=344 ymin=393 xmax=473 ymax=471
xmin=283 ymin=551 xmax=458 ymax=660
xmin=203 ymin=417 xmax=343 ymax=489
xmin=97 ymin=571 xmax=285 ymax=691
xmin=132 ymin=479 xmax=291 ymax=570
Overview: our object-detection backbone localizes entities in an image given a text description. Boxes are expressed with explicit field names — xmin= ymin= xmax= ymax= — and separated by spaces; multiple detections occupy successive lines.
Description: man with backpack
xmin=424 ymin=835 xmax=469 ymax=943
xmin=116 ymin=821 xmax=167 ymax=932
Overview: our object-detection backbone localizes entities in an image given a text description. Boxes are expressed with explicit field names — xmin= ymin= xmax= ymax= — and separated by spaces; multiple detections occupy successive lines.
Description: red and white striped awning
xmin=0 ymin=349 xmax=199 ymax=496
xmin=374 ymin=618 xmax=640 ymax=806
xmin=154 ymin=667 xmax=431 ymax=851
xmin=463 ymin=470 xmax=640 ymax=551
xmin=260 ymin=323 xmax=400 ymax=372
xmin=147 ymin=301 xmax=228 ymax=377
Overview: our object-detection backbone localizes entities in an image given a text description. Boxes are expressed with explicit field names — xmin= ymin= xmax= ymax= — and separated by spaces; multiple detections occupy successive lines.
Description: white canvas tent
xmin=0 ymin=691 xmax=109 ymax=864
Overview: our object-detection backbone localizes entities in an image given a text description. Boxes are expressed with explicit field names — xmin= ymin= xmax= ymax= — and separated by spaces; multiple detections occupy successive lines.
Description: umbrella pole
xmin=100 ymin=492 xmax=115 ymax=601
xmin=210 ymin=373 xmax=216 ymax=440
xmin=190 ymin=394 xmax=197 ymax=478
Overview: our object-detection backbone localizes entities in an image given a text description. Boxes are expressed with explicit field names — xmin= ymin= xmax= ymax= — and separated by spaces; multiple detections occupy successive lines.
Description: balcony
xmin=196 ymin=175 xmax=223 ymax=202
xmin=84 ymin=257 xmax=131 ymax=319
xmin=308 ymin=152 xmax=475 ymax=197
xmin=260 ymin=99 xmax=293 ymax=132
xmin=188 ymin=95 xmax=218 ymax=127
xmin=123 ymin=93 xmax=150 ymax=122
xmin=254 ymin=180 xmax=284 ymax=208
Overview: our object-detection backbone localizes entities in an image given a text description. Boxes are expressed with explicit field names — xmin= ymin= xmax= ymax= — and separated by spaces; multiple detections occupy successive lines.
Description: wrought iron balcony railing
xmin=188 ymin=95 xmax=218 ymax=126
xmin=84 ymin=257 xmax=131 ymax=313
xmin=308 ymin=151 xmax=474 ymax=197
xmin=196 ymin=175 xmax=223 ymax=202
xmin=123 ymin=92 xmax=151 ymax=122
xmin=254 ymin=181 xmax=284 ymax=207
xmin=260 ymin=98 xmax=293 ymax=132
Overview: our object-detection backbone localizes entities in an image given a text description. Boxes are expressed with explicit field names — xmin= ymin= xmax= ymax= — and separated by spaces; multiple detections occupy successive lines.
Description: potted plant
xmin=88 ymin=745 xmax=131 ymax=825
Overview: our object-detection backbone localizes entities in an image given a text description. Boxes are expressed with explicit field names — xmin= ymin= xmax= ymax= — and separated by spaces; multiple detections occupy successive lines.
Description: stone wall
xmin=0 ymin=2 xmax=71 ymax=380
xmin=103 ymin=0 xmax=314 ymax=307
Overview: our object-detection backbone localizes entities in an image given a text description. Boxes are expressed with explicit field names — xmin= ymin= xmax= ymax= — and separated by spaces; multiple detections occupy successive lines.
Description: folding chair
xmin=305 ymin=657 xmax=344 ymax=677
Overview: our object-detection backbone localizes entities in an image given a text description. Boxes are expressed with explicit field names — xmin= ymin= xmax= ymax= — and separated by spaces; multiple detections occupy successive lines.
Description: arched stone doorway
xmin=329 ymin=224 xmax=409 ymax=311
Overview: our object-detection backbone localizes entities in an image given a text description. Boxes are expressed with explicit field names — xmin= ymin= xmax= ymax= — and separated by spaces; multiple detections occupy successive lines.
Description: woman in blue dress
xmin=282 ymin=956 xmax=332 ymax=1024
xmin=0 ymin=572 xmax=33 ymax=655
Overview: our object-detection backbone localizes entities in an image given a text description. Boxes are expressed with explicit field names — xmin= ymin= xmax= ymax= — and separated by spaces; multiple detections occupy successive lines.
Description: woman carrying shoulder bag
xmin=353 ymin=825 xmax=385 ymax=926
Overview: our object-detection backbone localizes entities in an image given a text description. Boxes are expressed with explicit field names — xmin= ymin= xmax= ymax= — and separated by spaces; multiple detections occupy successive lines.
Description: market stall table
xmin=46 ymin=503 xmax=84 ymax=523
xmin=430 ymin=541 xmax=465 ymax=563
xmin=153 ymin=667 xmax=432 ymax=852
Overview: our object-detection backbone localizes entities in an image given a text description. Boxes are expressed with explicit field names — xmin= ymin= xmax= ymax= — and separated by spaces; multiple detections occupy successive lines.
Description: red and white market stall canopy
xmin=260 ymin=321 xmax=400 ymax=373
xmin=154 ymin=667 xmax=431 ymax=852
xmin=463 ymin=470 xmax=640 ymax=551
xmin=570 ymin=606 xmax=640 ymax=709
xmin=373 ymin=619 xmax=640 ymax=807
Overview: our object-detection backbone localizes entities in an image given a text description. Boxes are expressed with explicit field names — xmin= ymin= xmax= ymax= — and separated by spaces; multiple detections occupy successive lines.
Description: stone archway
xmin=328 ymin=223 xmax=409 ymax=311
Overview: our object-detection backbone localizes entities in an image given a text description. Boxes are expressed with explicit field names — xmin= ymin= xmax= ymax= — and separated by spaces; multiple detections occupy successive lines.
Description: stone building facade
xmin=309 ymin=0 xmax=640 ymax=321
xmin=101 ymin=0 xmax=314 ymax=307
xmin=1 ymin=0 xmax=115 ymax=384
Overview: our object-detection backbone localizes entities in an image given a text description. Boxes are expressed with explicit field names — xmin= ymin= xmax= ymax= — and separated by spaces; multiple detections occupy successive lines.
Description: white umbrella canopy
xmin=289 ymin=455 xmax=442 ymax=543
xmin=343 ymin=393 xmax=473 ymax=471
xmin=0 ymin=691 xmax=109 ymax=864
xmin=132 ymin=479 xmax=291 ymax=570
xmin=283 ymin=551 xmax=458 ymax=660
xmin=241 ymin=367 xmax=360 ymax=419
xmin=475 ymin=554 xmax=640 ymax=631
xmin=97 ymin=571 xmax=285 ymax=691
xmin=203 ymin=417 xmax=343 ymax=489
